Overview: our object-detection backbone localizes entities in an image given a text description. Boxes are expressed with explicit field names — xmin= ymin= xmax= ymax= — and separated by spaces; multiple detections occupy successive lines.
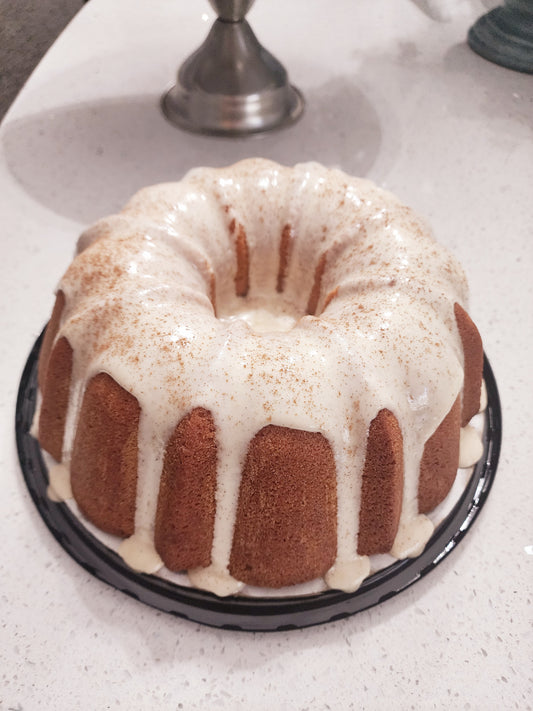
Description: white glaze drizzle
xmin=46 ymin=159 xmax=477 ymax=596
xmin=47 ymin=463 xmax=72 ymax=503
xmin=457 ymin=378 xmax=487 ymax=469
xmin=459 ymin=426 xmax=484 ymax=469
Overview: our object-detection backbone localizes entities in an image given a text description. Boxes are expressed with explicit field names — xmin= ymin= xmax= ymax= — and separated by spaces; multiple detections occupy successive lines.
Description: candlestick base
xmin=162 ymin=7 xmax=304 ymax=136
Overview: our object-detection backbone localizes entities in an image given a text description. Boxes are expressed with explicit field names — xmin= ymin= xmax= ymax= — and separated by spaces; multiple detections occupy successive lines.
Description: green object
xmin=468 ymin=0 xmax=533 ymax=74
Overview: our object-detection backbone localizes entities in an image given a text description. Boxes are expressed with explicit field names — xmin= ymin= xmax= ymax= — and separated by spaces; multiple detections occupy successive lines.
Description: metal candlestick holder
xmin=162 ymin=0 xmax=304 ymax=136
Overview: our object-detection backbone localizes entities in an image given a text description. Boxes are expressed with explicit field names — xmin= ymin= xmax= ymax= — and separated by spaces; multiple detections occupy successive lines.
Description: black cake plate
xmin=16 ymin=331 xmax=502 ymax=631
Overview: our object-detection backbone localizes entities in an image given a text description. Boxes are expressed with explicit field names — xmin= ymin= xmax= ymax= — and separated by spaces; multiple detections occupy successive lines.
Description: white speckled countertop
xmin=1 ymin=1 xmax=532 ymax=708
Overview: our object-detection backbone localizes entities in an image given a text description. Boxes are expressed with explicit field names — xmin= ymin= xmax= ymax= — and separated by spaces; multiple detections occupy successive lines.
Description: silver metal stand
xmin=161 ymin=0 xmax=304 ymax=136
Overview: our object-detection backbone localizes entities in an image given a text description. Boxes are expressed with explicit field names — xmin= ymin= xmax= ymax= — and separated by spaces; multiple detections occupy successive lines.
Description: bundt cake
xmin=36 ymin=158 xmax=484 ymax=596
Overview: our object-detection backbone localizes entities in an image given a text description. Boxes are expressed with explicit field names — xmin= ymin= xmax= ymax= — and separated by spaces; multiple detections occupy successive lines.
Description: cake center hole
xmin=217 ymin=294 xmax=300 ymax=334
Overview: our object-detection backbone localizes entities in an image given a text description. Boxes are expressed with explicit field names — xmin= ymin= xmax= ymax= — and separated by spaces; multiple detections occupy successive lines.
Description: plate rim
xmin=15 ymin=330 xmax=502 ymax=631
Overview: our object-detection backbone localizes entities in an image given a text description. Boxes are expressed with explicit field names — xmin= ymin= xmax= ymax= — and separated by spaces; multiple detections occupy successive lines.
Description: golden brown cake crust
xmin=231 ymin=219 xmax=250 ymax=298
xmin=454 ymin=302 xmax=483 ymax=427
xmin=229 ymin=425 xmax=337 ymax=588
xmin=155 ymin=408 xmax=217 ymax=571
xmin=418 ymin=396 xmax=461 ymax=513
xmin=38 ymin=336 xmax=73 ymax=462
xmin=306 ymin=252 xmax=327 ymax=316
xmin=276 ymin=224 xmax=293 ymax=293
xmin=357 ymin=409 xmax=404 ymax=556
xmin=70 ymin=373 xmax=140 ymax=537
xmin=38 ymin=290 xmax=65 ymax=391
